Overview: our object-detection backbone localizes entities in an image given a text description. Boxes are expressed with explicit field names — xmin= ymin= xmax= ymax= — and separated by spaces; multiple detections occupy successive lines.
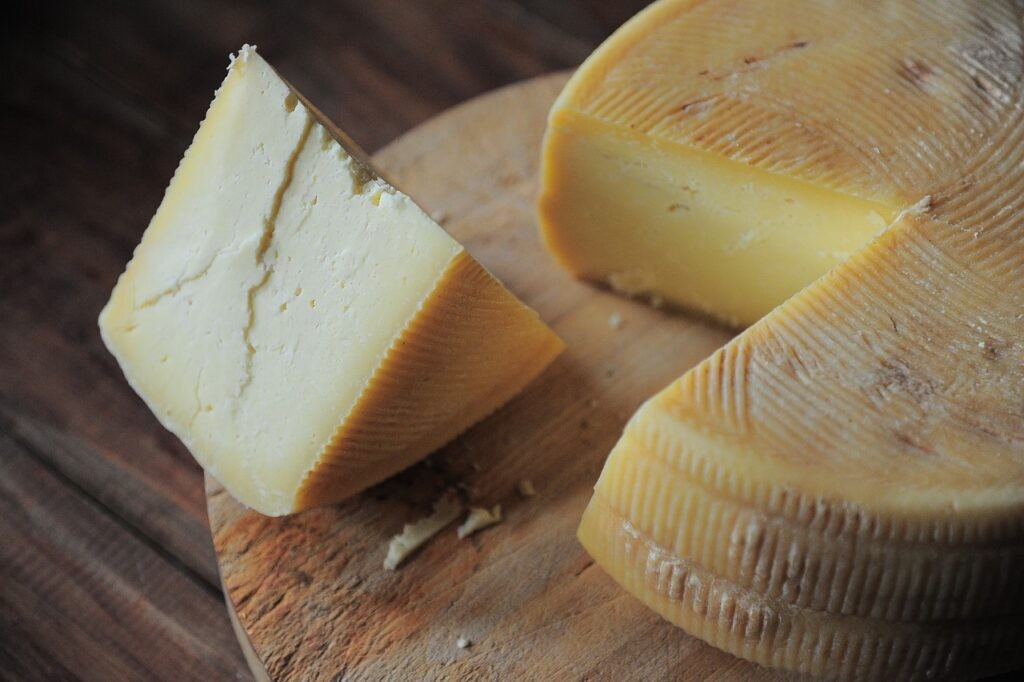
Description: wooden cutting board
xmin=206 ymin=72 xmax=795 ymax=681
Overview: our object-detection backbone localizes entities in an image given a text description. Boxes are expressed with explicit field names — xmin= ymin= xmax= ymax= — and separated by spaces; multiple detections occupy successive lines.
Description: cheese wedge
xmin=559 ymin=1 xmax=1024 ymax=679
xmin=100 ymin=46 xmax=563 ymax=516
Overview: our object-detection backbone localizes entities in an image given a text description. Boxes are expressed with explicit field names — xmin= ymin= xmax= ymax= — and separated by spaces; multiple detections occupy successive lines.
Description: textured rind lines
xmin=748 ymin=221 xmax=1024 ymax=482
xmin=598 ymin=424 xmax=1024 ymax=622
xmin=929 ymin=111 xmax=1024 ymax=285
xmin=293 ymin=251 xmax=562 ymax=510
xmin=666 ymin=201 xmax=1024 ymax=486
xmin=747 ymin=260 xmax=940 ymax=478
xmin=576 ymin=0 xmax=1023 ymax=207
xmin=595 ymin=85 xmax=895 ymax=204
xmin=580 ymin=495 xmax=1024 ymax=681
xmin=687 ymin=95 xmax=892 ymax=199
xmin=641 ymin=384 xmax=1024 ymax=547
xmin=680 ymin=338 xmax=749 ymax=435
xmin=750 ymin=293 xmax=881 ymax=468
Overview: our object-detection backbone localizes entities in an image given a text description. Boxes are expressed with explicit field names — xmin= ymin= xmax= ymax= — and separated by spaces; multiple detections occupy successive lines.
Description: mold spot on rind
xmin=894 ymin=430 xmax=938 ymax=455
xmin=897 ymin=58 xmax=936 ymax=91
xmin=678 ymin=97 xmax=716 ymax=114
xmin=872 ymin=359 xmax=935 ymax=402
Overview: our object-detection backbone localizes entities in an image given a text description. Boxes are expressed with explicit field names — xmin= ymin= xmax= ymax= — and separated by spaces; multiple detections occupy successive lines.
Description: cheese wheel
xmin=541 ymin=1 xmax=1024 ymax=678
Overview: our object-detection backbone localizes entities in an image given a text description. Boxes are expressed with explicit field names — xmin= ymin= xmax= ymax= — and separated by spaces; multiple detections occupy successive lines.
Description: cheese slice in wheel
xmin=100 ymin=46 xmax=563 ymax=516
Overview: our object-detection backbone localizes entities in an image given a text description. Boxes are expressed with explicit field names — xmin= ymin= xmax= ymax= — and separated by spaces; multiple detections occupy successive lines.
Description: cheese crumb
xmin=517 ymin=479 xmax=536 ymax=497
xmin=456 ymin=636 xmax=471 ymax=649
xmin=384 ymin=493 xmax=462 ymax=570
xmin=231 ymin=44 xmax=257 ymax=68
xmin=894 ymin=195 xmax=933 ymax=224
xmin=457 ymin=505 xmax=502 ymax=539
xmin=608 ymin=311 xmax=624 ymax=330
xmin=875 ymin=195 xmax=936 ymax=239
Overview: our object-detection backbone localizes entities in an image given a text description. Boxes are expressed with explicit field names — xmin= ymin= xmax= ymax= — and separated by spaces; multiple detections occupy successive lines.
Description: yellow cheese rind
xmin=296 ymin=250 xmax=563 ymax=509
xmin=567 ymin=0 xmax=1024 ymax=678
xmin=100 ymin=46 xmax=563 ymax=515
xmin=581 ymin=212 xmax=1024 ymax=678
xmin=591 ymin=412 xmax=1024 ymax=623
xmin=579 ymin=495 xmax=1024 ymax=682
xmin=549 ymin=0 xmax=1018 ymax=204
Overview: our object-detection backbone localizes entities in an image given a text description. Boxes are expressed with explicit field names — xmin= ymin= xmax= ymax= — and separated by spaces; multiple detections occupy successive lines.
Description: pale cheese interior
xmin=100 ymin=47 xmax=461 ymax=514
xmin=541 ymin=113 xmax=894 ymax=325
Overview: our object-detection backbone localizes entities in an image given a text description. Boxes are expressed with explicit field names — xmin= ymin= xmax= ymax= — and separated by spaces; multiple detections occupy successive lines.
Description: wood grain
xmin=206 ymin=72 xmax=801 ymax=681
xmin=0 ymin=431 xmax=248 ymax=681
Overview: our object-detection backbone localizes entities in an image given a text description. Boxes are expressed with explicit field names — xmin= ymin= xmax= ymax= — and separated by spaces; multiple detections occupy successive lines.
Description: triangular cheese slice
xmin=101 ymin=46 xmax=563 ymax=516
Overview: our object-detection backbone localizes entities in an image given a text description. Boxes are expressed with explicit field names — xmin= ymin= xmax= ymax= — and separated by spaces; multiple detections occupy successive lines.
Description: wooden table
xmin=0 ymin=2 xmax=652 ymax=678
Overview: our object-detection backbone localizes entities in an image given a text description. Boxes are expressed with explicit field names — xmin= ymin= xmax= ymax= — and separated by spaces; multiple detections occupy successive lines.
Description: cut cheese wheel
xmin=550 ymin=0 xmax=1024 ymax=679
xmin=539 ymin=0 xmax=1021 ymax=328
xmin=100 ymin=46 xmax=563 ymax=516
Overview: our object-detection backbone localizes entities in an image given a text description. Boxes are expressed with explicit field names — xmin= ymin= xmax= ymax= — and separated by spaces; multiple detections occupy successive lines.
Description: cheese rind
xmin=583 ymin=216 xmax=1024 ymax=616
xmin=564 ymin=0 xmax=1024 ymax=678
xmin=580 ymin=494 xmax=1024 ymax=682
xmin=100 ymin=46 xmax=563 ymax=516
xmin=296 ymin=250 xmax=563 ymax=509
xmin=579 ymin=215 xmax=1024 ymax=677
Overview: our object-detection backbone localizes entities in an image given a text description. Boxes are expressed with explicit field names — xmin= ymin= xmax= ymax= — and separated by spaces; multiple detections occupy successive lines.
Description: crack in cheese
xmin=549 ymin=1 xmax=1024 ymax=679
xmin=100 ymin=46 xmax=563 ymax=516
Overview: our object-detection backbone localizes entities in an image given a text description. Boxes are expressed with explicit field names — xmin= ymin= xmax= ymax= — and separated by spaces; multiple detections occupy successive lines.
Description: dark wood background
xmin=0 ymin=1 xmax=651 ymax=679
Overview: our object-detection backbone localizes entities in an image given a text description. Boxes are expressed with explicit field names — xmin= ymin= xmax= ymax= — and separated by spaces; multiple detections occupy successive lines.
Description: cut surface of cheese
xmin=541 ymin=115 xmax=895 ymax=326
xmin=100 ymin=46 xmax=563 ymax=516
xmin=565 ymin=0 xmax=1024 ymax=679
